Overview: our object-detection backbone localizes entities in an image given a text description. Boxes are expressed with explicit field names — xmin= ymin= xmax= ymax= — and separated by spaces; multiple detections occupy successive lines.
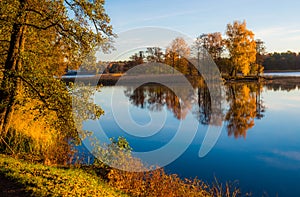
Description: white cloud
xmin=254 ymin=25 xmax=300 ymax=52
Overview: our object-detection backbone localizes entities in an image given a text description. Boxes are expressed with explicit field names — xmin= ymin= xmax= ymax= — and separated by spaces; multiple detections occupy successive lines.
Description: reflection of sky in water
xmin=83 ymin=85 xmax=300 ymax=196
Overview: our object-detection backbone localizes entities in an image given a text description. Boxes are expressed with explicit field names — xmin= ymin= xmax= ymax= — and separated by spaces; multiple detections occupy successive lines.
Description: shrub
xmin=0 ymin=100 xmax=72 ymax=164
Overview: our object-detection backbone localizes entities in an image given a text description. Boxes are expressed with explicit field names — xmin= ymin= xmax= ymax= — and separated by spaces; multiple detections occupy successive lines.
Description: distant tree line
xmin=262 ymin=51 xmax=300 ymax=71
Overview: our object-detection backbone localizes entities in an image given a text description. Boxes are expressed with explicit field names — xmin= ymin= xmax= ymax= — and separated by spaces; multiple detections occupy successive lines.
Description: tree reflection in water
xmin=225 ymin=83 xmax=264 ymax=138
xmin=124 ymin=80 xmax=266 ymax=139
xmin=124 ymin=84 xmax=194 ymax=120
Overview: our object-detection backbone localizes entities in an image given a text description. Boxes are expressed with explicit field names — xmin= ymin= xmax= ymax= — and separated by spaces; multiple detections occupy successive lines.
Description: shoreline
xmin=61 ymin=73 xmax=300 ymax=86
xmin=0 ymin=154 xmax=239 ymax=196
xmin=264 ymin=70 xmax=300 ymax=73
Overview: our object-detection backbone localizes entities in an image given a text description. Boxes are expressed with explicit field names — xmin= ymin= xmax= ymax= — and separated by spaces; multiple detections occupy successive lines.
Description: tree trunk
xmin=0 ymin=0 xmax=27 ymax=137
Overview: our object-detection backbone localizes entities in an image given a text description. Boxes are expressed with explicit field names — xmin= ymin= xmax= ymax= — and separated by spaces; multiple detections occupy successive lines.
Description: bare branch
xmin=25 ymin=8 xmax=44 ymax=16
xmin=92 ymin=19 xmax=99 ymax=34
xmin=25 ymin=8 xmax=55 ymax=22
xmin=17 ymin=75 xmax=60 ymax=112
xmin=23 ymin=21 xmax=58 ymax=30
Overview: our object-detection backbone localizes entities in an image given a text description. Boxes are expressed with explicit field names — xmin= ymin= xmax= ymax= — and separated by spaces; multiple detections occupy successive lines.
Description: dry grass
xmin=90 ymin=137 xmax=245 ymax=197
xmin=108 ymin=167 xmax=209 ymax=197
xmin=107 ymin=166 xmax=244 ymax=197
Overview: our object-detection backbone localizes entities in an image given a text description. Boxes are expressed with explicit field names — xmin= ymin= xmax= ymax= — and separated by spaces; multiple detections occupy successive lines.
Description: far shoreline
xmin=61 ymin=72 xmax=300 ymax=86
xmin=264 ymin=69 xmax=300 ymax=73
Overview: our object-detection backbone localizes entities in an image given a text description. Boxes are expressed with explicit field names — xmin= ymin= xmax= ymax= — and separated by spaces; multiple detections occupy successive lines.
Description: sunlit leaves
xmin=0 ymin=0 xmax=113 ymax=162
xmin=226 ymin=21 xmax=257 ymax=76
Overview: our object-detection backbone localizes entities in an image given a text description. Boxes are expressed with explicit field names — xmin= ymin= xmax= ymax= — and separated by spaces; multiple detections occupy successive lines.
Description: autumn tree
xmin=129 ymin=51 xmax=145 ymax=65
xmin=195 ymin=33 xmax=224 ymax=61
xmin=250 ymin=39 xmax=266 ymax=76
xmin=79 ymin=50 xmax=97 ymax=72
xmin=225 ymin=20 xmax=257 ymax=77
xmin=255 ymin=39 xmax=266 ymax=62
xmin=145 ymin=47 xmax=164 ymax=63
xmin=0 ymin=0 xmax=113 ymax=161
xmin=165 ymin=37 xmax=190 ymax=74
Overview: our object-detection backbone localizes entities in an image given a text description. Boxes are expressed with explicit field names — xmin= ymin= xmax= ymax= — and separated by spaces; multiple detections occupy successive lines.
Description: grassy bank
xmin=0 ymin=154 xmax=243 ymax=197
xmin=0 ymin=154 xmax=128 ymax=197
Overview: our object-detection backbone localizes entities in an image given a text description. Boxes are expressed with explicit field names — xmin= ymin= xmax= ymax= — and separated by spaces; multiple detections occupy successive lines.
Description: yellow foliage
xmin=12 ymin=104 xmax=55 ymax=143
xmin=9 ymin=100 xmax=70 ymax=164
xmin=226 ymin=20 xmax=257 ymax=76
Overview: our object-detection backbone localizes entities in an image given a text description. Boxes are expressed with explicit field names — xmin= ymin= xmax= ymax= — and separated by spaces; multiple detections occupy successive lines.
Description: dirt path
xmin=0 ymin=174 xmax=31 ymax=197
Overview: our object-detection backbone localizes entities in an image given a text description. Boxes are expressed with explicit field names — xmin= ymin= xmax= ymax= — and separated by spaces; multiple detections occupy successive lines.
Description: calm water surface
xmin=264 ymin=72 xmax=300 ymax=76
xmin=82 ymin=82 xmax=300 ymax=196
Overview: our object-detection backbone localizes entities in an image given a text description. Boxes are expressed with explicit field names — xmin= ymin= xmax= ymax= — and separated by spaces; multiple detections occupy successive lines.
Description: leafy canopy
xmin=225 ymin=20 xmax=256 ymax=76
xmin=0 ymin=0 xmax=114 ymax=162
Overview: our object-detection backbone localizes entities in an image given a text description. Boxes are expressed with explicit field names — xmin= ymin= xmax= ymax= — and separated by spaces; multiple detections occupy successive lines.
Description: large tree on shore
xmin=0 ymin=0 xmax=113 ymax=157
xmin=225 ymin=20 xmax=256 ymax=77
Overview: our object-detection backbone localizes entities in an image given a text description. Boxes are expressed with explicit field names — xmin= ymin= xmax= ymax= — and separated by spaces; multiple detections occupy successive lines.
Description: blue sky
xmin=104 ymin=0 xmax=300 ymax=53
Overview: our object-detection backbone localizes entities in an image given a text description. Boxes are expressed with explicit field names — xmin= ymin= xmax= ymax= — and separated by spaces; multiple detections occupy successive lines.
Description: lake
xmin=80 ymin=80 xmax=300 ymax=196
xmin=264 ymin=72 xmax=300 ymax=77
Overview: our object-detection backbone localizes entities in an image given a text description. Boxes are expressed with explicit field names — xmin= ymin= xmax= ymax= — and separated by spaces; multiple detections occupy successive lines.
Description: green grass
xmin=0 ymin=154 xmax=129 ymax=197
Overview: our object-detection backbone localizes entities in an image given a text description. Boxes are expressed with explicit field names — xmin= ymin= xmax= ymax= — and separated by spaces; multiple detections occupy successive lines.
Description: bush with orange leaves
xmin=92 ymin=137 xmax=242 ymax=197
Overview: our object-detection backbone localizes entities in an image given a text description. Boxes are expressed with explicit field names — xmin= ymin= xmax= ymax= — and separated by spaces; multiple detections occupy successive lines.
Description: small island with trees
xmin=73 ymin=20 xmax=300 ymax=86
